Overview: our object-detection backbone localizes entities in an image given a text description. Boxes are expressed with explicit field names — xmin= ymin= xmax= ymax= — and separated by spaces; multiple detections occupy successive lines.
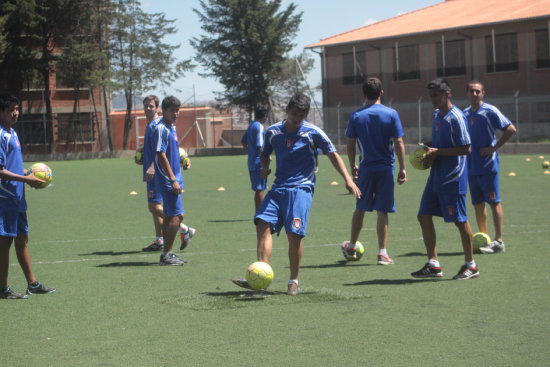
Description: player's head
xmin=254 ymin=102 xmax=270 ymax=121
xmin=0 ymin=93 xmax=20 ymax=126
xmin=143 ymin=94 xmax=160 ymax=120
xmin=466 ymin=80 xmax=485 ymax=105
xmin=362 ymin=77 xmax=382 ymax=101
xmin=427 ymin=78 xmax=451 ymax=109
xmin=161 ymin=96 xmax=181 ymax=124
xmin=287 ymin=92 xmax=310 ymax=116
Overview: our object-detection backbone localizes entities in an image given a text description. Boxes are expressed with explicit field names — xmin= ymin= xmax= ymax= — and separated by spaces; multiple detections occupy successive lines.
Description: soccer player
xmin=152 ymin=96 xmax=191 ymax=265
xmin=233 ymin=93 xmax=361 ymax=295
xmin=241 ymin=102 xmax=270 ymax=212
xmin=344 ymin=77 xmax=407 ymax=265
xmin=464 ymin=80 xmax=516 ymax=254
xmin=411 ymin=79 xmax=479 ymax=280
xmin=0 ymin=93 xmax=56 ymax=299
xmin=140 ymin=95 xmax=195 ymax=252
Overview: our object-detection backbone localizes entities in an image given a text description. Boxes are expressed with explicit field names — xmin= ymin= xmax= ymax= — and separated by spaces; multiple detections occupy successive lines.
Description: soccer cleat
xmin=159 ymin=252 xmax=187 ymax=266
xmin=377 ymin=253 xmax=394 ymax=265
xmin=479 ymin=240 xmax=506 ymax=254
xmin=26 ymin=282 xmax=56 ymax=295
xmin=341 ymin=241 xmax=358 ymax=261
xmin=142 ymin=241 xmax=163 ymax=252
xmin=179 ymin=227 xmax=196 ymax=250
xmin=287 ymin=282 xmax=300 ymax=296
xmin=411 ymin=263 xmax=443 ymax=278
xmin=453 ymin=265 xmax=480 ymax=280
xmin=232 ymin=278 xmax=262 ymax=291
xmin=0 ymin=285 xmax=28 ymax=299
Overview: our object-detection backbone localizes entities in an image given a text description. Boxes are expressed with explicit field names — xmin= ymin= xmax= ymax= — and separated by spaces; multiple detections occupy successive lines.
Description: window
xmin=436 ymin=39 xmax=466 ymax=77
xmin=485 ymin=33 xmax=518 ymax=72
xmin=16 ymin=114 xmax=50 ymax=146
xmin=57 ymin=113 xmax=95 ymax=143
xmin=535 ymin=29 xmax=550 ymax=69
xmin=394 ymin=44 xmax=420 ymax=80
xmin=342 ymin=51 xmax=365 ymax=85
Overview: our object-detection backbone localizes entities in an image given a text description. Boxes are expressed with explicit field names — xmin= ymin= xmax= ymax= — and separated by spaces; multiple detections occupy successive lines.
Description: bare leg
xmin=254 ymin=190 xmax=265 ymax=212
xmin=474 ymin=203 xmax=488 ymax=234
xmin=14 ymin=234 xmax=36 ymax=284
xmin=350 ymin=209 xmax=364 ymax=244
xmin=489 ymin=202 xmax=504 ymax=241
xmin=148 ymin=202 xmax=164 ymax=238
xmin=418 ymin=214 xmax=437 ymax=260
xmin=377 ymin=211 xmax=388 ymax=251
xmin=287 ymin=233 xmax=303 ymax=280
xmin=256 ymin=220 xmax=272 ymax=263
xmin=455 ymin=221 xmax=474 ymax=262
xmin=0 ymin=236 xmax=13 ymax=288
xmin=162 ymin=214 xmax=183 ymax=253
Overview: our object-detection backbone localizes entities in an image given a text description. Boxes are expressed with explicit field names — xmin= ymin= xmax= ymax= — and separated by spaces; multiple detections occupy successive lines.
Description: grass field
xmin=1 ymin=154 xmax=549 ymax=366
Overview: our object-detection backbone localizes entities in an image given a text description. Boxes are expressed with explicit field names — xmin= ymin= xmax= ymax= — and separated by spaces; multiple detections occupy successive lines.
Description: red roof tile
xmin=306 ymin=0 xmax=550 ymax=48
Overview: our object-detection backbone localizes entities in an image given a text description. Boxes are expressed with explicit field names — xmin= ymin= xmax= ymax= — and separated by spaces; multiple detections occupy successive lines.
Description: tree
xmin=109 ymin=0 xmax=193 ymax=149
xmin=270 ymin=52 xmax=317 ymax=109
xmin=191 ymin=0 xmax=302 ymax=117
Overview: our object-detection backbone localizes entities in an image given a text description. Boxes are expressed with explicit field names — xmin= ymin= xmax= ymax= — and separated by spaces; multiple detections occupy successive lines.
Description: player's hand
xmin=144 ymin=166 xmax=155 ymax=181
xmin=397 ymin=169 xmax=407 ymax=184
xmin=182 ymin=159 xmax=191 ymax=170
xmin=345 ymin=177 xmax=361 ymax=199
xmin=479 ymin=146 xmax=495 ymax=157
xmin=424 ymin=147 xmax=438 ymax=166
xmin=171 ymin=181 xmax=181 ymax=195
xmin=260 ymin=168 xmax=271 ymax=179
xmin=25 ymin=172 xmax=45 ymax=188
xmin=351 ymin=165 xmax=359 ymax=181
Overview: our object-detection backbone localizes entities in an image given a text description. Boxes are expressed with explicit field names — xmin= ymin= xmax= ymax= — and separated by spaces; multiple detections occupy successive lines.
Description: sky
xmin=142 ymin=0 xmax=441 ymax=103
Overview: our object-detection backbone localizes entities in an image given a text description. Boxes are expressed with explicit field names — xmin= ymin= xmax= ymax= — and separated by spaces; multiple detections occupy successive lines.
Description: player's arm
xmin=393 ymin=137 xmax=407 ymax=184
xmin=0 ymin=166 xmax=44 ymax=188
xmin=346 ymin=137 xmax=359 ymax=181
xmin=425 ymin=145 xmax=471 ymax=165
xmin=480 ymin=124 xmax=516 ymax=157
xmin=259 ymin=152 xmax=271 ymax=179
xmin=326 ymin=152 xmax=361 ymax=198
xmin=157 ymin=152 xmax=180 ymax=194
xmin=144 ymin=162 xmax=155 ymax=181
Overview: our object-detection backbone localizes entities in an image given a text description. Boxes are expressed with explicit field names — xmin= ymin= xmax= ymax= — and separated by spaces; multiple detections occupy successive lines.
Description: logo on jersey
xmin=293 ymin=218 xmax=301 ymax=230
xmin=286 ymin=138 xmax=293 ymax=149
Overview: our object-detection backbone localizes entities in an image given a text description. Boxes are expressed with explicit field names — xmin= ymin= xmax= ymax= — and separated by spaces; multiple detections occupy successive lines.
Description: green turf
xmin=1 ymin=154 xmax=549 ymax=366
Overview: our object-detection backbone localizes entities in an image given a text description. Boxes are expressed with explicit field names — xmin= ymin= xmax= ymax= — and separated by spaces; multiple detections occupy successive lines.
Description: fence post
xmin=417 ymin=96 xmax=423 ymax=143
xmin=514 ymin=90 xmax=519 ymax=143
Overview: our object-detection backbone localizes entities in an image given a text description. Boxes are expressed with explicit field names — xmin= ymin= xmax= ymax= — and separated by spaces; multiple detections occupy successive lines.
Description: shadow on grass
xmin=208 ymin=219 xmax=251 ymax=223
xmin=79 ymin=250 xmax=142 ymax=256
xmin=301 ymin=261 xmax=371 ymax=269
xmin=96 ymin=261 xmax=158 ymax=267
xmin=398 ymin=251 xmax=464 ymax=258
xmin=344 ymin=277 xmax=451 ymax=286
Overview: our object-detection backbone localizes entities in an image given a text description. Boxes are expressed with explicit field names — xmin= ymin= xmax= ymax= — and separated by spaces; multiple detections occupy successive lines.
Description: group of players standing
xmin=234 ymin=77 xmax=515 ymax=295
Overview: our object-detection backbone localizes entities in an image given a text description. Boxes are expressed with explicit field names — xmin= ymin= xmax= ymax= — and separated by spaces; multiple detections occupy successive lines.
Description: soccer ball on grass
xmin=473 ymin=232 xmax=491 ymax=253
xmin=245 ymin=261 xmax=274 ymax=290
xmin=28 ymin=163 xmax=53 ymax=189
xmin=341 ymin=241 xmax=365 ymax=261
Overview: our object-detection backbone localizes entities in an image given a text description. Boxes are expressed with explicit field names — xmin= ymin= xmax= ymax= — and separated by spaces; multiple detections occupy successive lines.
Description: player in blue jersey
xmin=464 ymin=80 xmax=516 ymax=254
xmin=233 ymin=93 xmax=361 ymax=295
xmin=0 ymin=93 xmax=56 ymax=299
xmin=411 ymin=79 xmax=479 ymax=280
xmin=152 ymin=96 xmax=191 ymax=266
xmin=344 ymin=77 xmax=407 ymax=265
xmin=140 ymin=95 xmax=195 ymax=252
xmin=241 ymin=102 xmax=270 ymax=212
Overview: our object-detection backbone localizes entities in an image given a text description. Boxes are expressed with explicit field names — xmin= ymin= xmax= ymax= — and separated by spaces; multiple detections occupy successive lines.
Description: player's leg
xmin=418 ymin=214 xmax=437 ymax=260
xmin=287 ymin=232 xmax=302 ymax=295
xmin=254 ymin=190 xmax=265 ymax=212
xmin=256 ymin=219 xmax=273 ymax=263
xmin=489 ymin=202 xmax=503 ymax=242
xmin=14 ymin=233 xmax=56 ymax=294
xmin=159 ymin=191 xmax=186 ymax=265
xmin=376 ymin=211 xmax=394 ymax=265
xmin=143 ymin=187 xmax=164 ymax=251
xmin=474 ymin=203 xmax=488 ymax=234
xmin=455 ymin=221 xmax=474 ymax=262
xmin=0 ymin=235 xmax=13 ymax=289
xmin=148 ymin=202 xmax=164 ymax=238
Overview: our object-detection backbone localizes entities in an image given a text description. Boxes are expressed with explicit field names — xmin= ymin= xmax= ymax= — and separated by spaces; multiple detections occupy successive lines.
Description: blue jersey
xmin=429 ymin=105 xmax=471 ymax=194
xmin=346 ymin=104 xmax=404 ymax=169
xmin=241 ymin=120 xmax=264 ymax=171
xmin=262 ymin=120 xmax=336 ymax=189
xmin=152 ymin=119 xmax=183 ymax=192
xmin=0 ymin=126 xmax=26 ymax=211
xmin=464 ymin=102 xmax=512 ymax=176
xmin=142 ymin=117 xmax=161 ymax=181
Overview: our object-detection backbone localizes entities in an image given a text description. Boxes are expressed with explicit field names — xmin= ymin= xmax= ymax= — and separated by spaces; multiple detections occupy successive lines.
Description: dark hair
xmin=427 ymin=78 xmax=451 ymax=92
xmin=0 ymin=93 xmax=20 ymax=111
xmin=161 ymin=96 xmax=181 ymax=110
xmin=287 ymin=93 xmax=310 ymax=115
xmin=362 ymin=77 xmax=382 ymax=100
xmin=143 ymin=95 xmax=160 ymax=108
xmin=466 ymin=80 xmax=484 ymax=92
xmin=254 ymin=102 xmax=270 ymax=120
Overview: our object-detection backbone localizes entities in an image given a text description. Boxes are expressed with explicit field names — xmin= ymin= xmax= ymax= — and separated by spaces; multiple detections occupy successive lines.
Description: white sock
xmin=288 ymin=279 xmax=298 ymax=286
xmin=179 ymin=224 xmax=189 ymax=233
xmin=466 ymin=260 xmax=477 ymax=268
xmin=155 ymin=237 xmax=164 ymax=244
xmin=428 ymin=259 xmax=440 ymax=268
xmin=379 ymin=248 xmax=387 ymax=256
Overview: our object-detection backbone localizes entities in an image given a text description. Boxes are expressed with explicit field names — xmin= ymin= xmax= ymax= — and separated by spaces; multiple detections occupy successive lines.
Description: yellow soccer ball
xmin=473 ymin=232 xmax=491 ymax=253
xmin=542 ymin=161 xmax=549 ymax=169
xmin=245 ymin=261 xmax=274 ymax=290
xmin=341 ymin=241 xmax=364 ymax=261
xmin=409 ymin=145 xmax=430 ymax=170
xmin=179 ymin=147 xmax=189 ymax=169
xmin=135 ymin=146 xmax=144 ymax=165
xmin=28 ymin=163 xmax=53 ymax=189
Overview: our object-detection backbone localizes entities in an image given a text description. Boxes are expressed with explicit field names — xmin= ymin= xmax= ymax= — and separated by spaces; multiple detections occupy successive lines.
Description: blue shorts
xmin=355 ymin=166 xmax=395 ymax=213
xmin=160 ymin=190 xmax=184 ymax=217
xmin=0 ymin=208 xmax=29 ymax=237
xmin=469 ymin=173 xmax=500 ymax=205
xmin=418 ymin=177 xmax=468 ymax=223
xmin=249 ymin=169 xmax=267 ymax=191
xmin=254 ymin=186 xmax=313 ymax=237
xmin=146 ymin=181 xmax=163 ymax=204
